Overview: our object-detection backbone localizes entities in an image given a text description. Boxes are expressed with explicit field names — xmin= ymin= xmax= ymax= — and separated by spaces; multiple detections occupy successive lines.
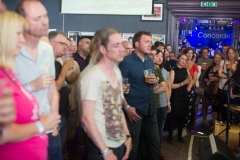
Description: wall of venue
xmin=4 ymin=0 xmax=169 ymax=38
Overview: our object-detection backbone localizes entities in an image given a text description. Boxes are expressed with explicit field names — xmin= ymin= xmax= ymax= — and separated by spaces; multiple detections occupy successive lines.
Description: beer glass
xmin=143 ymin=69 xmax=153 ymax=83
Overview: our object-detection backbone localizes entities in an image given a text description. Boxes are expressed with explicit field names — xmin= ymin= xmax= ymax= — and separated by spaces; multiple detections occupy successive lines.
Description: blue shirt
xmin=119 ymin=52 xmax=156 ymax=116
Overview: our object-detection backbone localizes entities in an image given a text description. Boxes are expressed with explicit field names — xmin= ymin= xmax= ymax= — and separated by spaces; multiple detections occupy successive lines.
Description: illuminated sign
xmin=198 ymin=32 xmax=231 ymax=39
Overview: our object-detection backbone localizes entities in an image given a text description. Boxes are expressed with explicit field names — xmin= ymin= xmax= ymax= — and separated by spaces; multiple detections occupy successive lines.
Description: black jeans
xmin=125 ymin=113 xmax=160 ymax=160
xmin=86 ymin=135 xmax=126 ymax=160
xmin=219 ymin=88 xmax=227 ymax=122
xmin=168 ymin=116 xmax=185 ymax=141
xmin=156 ymin=107 xmax=168 ymax=149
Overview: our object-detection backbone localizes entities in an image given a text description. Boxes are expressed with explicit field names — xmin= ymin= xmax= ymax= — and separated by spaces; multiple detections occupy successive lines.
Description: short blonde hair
xmin=0 ymin=10 xmax=28 ymax=70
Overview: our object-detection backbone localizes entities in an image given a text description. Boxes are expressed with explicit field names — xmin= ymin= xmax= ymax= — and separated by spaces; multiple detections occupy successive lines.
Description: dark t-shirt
xmin=169 ymin=59 xmax=177 ymax=69
xmin=85 ymin=54 xmax=91 ymax=66
xmin=154 ymin=67 xmax=165 ymax=108
xmin=55 ymin=61 xmax=69 ymax=118
xmin=164 ymin=60 xmax=171 ymax=71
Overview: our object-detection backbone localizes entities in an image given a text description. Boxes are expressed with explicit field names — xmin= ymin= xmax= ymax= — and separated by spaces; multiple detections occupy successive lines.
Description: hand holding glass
xmin=202 ymin=62 xmax=207 ymax=70
xmin=65 ymin=54 xmax=73 ymax=60
xmin=143 ymin=69 xmax=153 ymax=83
xmin=122 ymin=77 xmax=130 ymax=94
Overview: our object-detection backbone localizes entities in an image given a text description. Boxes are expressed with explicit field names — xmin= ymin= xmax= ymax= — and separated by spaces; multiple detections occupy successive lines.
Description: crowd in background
xmin=0 ymin=1 xmax=240 ymax=160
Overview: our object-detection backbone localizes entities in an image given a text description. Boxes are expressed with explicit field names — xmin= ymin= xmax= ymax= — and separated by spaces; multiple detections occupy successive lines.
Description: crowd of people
xmin=0 ymin=0 xmax=240 ymax=160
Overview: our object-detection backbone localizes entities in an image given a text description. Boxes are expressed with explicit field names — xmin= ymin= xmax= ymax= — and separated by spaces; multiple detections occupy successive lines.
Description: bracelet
xmin=35 ymin=121 xmax=44 ymax=134
xmin=158 ymin=84 xmax=161 ymax=88
xmin=124 ymin=105 xmax=130 ymax=111
xmin=179 ymin=83 xmax=182 ymax=87
xmin=167 ymin=102 xmax=171 ymax=105
xmin=101 ymin=148 xmax=109 ymax=156
xmin=24 ymin=83 xmax=32 ymax=92
xmin=63 ymin=81 xmax=67 ymax=87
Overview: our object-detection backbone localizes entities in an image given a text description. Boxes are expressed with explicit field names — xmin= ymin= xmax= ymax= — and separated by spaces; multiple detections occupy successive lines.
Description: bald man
xmin=70 ymin=40 xmax=77 ymax=54
xmin=15 ymin=0 xmax=61 ymax=159
xmin=122 ymin=40 xmax=133 ymax=56
xmin=73 ymin=38 xmax=90 ymax=71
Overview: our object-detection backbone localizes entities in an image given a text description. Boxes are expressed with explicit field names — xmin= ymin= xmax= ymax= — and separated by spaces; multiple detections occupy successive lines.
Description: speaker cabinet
xmin=199 ymin=134 xmax=236 ymax=160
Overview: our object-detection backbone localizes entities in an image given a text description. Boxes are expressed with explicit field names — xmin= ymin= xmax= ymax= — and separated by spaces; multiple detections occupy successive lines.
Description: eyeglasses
xmin=125 ymin=48 xmax=133 ymax=50
xmin=53 ymin=41 xmax=67 ymax=46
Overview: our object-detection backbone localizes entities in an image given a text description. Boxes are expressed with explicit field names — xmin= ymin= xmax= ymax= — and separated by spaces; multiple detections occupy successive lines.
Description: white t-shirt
xmin=80 ymin=65 xmax=126 ymax=148
xmin=219 ymin=60 xmax=238 ymax=90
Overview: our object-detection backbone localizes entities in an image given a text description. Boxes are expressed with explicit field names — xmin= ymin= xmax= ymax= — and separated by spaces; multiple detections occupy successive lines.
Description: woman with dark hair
xmin=218 ymin=47 xmax=239 ymax=123
xmin=168 ymin=54 xmax=192 ymax=144
xmin=203 ymin=53 xmax=224 ymax=130
xmin=192 ymin=52 xmax=198 ymax=63
xmin=154 ymin=48 xmax=170 ymax=159
xmin=183 ymin=47 xmax=198 ymax=132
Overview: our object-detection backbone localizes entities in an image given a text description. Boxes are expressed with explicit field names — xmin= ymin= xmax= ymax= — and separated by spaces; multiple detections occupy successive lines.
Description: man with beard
xmin=73 ymin=38 xmax=91 ymax=71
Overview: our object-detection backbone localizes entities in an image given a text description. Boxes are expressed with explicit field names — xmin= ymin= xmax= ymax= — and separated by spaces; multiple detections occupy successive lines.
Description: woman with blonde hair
xmin=218 ymin=47 xmax=239 ymax=123
xmin=0 ymin=11 xmax=60 ymax=160
xmin=203 ymin=53 xmax=224 ymax=130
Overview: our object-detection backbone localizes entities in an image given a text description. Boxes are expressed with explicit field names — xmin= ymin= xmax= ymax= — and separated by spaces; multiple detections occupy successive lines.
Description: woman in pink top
xmin=183 ymin=47 xmax=199 ymax=132
xmin=0 ymin=11 xmax=61 ymax=160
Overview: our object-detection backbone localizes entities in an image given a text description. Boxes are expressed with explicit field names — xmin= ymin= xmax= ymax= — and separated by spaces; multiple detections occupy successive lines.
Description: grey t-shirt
xmin=159 ymin=68 xmax=168 ymax=108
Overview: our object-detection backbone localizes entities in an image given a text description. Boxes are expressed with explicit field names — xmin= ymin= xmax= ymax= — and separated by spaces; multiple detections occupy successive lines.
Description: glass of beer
xmin=65 ymin=54 xmax=73 ymax=60
xmin=143 ymin=69 xmax=153 ymax=83
xmin=202 ymin=62 xmax=207 ymax=70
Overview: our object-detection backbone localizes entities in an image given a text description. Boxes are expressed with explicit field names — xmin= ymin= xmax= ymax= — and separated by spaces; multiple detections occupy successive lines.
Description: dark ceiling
xmin=168 ymin=0 xmax=240 ymax=19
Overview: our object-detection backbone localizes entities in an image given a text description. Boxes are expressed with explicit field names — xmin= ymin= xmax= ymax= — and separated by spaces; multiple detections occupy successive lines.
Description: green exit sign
xmin=201 ymin=2 xmax=217 ymax=7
